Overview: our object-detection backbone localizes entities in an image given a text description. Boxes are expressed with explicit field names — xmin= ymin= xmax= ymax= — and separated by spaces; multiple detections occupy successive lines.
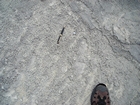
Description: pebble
xmin=1 ymin=86 xmax=4 ymax=90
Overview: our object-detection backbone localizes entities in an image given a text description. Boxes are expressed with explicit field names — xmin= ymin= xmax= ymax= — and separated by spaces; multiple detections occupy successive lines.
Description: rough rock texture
xmin=0 ymin=0 xmax=140 ymax=105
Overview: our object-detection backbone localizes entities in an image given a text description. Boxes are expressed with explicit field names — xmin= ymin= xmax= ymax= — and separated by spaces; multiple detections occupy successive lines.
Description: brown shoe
xmin=91 ymin=83 xmax=110 ymax=105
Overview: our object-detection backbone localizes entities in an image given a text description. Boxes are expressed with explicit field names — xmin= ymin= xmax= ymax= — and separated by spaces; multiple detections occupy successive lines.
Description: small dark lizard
xmin=57 ymin=27 xmax=65 ymax=44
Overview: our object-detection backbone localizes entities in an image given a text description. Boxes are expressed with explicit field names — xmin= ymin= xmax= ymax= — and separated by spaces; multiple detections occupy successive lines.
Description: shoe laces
xmin=97 ymin=96 xmax=106 ymax=105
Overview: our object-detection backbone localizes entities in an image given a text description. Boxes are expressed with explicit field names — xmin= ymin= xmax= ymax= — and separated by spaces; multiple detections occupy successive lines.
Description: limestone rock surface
xmin=0 ymin=0 xmax=140 ymax=105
